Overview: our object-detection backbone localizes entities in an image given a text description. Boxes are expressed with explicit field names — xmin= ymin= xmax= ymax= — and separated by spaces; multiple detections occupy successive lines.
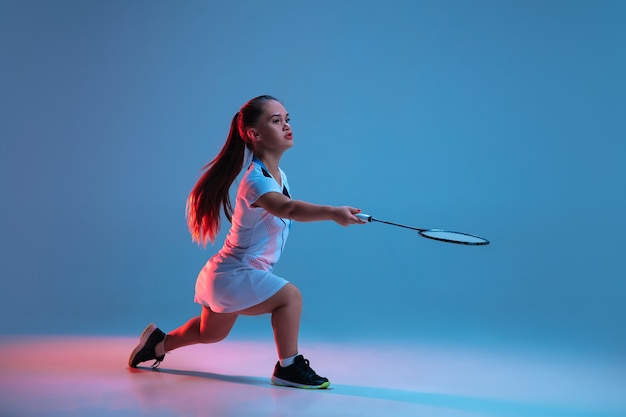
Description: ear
xmin=246 ymin=128 xmax=261 ymax=142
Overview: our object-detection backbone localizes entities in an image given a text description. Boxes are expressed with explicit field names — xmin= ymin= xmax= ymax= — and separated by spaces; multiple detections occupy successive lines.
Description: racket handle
xmin=355 ymin=213 xmax=372 ymax=222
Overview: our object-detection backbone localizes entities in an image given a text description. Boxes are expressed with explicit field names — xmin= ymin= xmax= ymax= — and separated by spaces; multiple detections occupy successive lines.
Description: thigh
xmin=236 ymin=283 xmax=301 ymax=316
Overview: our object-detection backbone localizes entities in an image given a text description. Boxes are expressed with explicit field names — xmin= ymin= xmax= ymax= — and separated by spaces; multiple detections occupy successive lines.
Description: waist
xmin=210 ymin=251 xmax=275 ymax=272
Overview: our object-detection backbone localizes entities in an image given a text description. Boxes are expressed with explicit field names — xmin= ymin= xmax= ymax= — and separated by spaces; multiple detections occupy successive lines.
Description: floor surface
xmin=0 ymin=335 xmax=624 ymax=417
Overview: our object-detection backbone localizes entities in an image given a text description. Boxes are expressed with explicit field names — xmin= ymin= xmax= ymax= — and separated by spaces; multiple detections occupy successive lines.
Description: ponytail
xmin=186 ymin=113 xmax=247 ymax=246
xmin=186 ymin=95 xmax=280 ymax=246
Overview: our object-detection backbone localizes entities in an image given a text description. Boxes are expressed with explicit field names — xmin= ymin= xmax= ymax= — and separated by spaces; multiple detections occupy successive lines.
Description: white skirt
xmin=194 ymin=255 xmax=289 ymax=313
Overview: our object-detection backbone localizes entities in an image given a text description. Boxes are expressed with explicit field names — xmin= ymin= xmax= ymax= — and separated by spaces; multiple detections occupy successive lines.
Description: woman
xmin=129 ymin=95 xmax=363 ymax=389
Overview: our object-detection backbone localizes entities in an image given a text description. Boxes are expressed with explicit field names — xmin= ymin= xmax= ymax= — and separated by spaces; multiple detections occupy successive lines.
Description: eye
xmin=286 ymin=118 xmax=290 ymax=124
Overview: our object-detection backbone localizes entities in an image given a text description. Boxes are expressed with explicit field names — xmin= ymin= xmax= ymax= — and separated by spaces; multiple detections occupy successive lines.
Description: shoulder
xmin=239 ymin=162 xmax=282 ymax=203
xmin=242 ymin=161 xmax=272 ymax=185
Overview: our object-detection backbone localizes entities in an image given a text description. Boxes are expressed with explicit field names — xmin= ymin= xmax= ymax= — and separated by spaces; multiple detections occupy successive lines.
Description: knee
xmin=284 ymin=284 xmax=303 ymax=310
xmin=202 ymin=334 xmax=228 ymax=344
xmin=198 ymin=315 xmax=235 ymax=344
xmin=198 ymin=329 xmax=230 ymax=344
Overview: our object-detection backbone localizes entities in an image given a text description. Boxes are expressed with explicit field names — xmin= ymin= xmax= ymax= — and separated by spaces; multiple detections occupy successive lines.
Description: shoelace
xmin=297 ymin=358 xmax=320 ymax=378
xmin=150 ymin=351 xmax=166 ymax=369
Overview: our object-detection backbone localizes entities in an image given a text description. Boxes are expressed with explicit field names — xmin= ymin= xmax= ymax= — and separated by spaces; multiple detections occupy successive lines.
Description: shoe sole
xmin=128 ymin=323 xmax=158 ymax=368
xmin=271 ymin=376 xmax=331 ymax=389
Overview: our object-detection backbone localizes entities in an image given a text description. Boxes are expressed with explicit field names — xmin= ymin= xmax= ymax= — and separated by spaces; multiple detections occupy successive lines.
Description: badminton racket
xmin=356 ymin=213 xmax=489 ymax=246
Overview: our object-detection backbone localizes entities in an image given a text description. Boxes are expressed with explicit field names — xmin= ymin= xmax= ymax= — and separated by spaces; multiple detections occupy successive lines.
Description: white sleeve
xmin=241 ymin=165 xmax=283 ymax=207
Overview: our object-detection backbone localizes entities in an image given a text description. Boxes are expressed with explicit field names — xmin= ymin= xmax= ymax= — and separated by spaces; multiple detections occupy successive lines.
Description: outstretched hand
xmin=332 ymin=207 xmax=367 ymax=226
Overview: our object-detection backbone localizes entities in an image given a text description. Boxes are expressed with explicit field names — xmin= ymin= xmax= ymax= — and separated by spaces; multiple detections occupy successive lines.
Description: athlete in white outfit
xmin=129 ymin=95 xmax=364 ymax=389
xmin=194 ymin=156 xmax=293 ymax=313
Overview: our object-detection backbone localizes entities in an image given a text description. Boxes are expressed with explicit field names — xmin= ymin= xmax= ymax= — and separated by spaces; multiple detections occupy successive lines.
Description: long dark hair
xmin=187 ymin=95 xmax=279 ymax=246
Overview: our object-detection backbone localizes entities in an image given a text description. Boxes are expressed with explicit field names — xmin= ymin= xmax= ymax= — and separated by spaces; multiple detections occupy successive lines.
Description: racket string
xmin=419 ymin=230 xmax=489 ymax=245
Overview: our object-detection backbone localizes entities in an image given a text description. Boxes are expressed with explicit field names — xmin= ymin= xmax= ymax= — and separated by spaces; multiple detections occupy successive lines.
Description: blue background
xmin=1 ymin=0 xmax=624 ymax=356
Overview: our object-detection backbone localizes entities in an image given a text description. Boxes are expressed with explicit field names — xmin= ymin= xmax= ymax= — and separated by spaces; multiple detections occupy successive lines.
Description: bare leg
xmin=237 ymin=283 xmax=302 ymax=359
xmin=164 ymin=306 xmax=238 ymax=352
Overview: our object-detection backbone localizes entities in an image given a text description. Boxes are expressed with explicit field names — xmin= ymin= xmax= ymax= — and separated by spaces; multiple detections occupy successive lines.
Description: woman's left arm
xmin=254 ymin=192 xmax=363 ymax=226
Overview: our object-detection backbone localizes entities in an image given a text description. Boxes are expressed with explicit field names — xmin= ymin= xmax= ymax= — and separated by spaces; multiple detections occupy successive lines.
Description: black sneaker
xmin=271 ymin=355 xmax=330 ymax=389
xmin=128 ymin=323 xmax=166 ymax=369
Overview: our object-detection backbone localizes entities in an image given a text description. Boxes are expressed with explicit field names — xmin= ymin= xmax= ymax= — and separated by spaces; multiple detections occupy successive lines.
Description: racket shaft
xmin=372 ymin=218 xmax=424 ymax=232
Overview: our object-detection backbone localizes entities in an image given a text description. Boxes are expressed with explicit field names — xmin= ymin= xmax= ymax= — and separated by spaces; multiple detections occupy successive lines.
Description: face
xmin=249 ymin=100 xmax=293 ymax=152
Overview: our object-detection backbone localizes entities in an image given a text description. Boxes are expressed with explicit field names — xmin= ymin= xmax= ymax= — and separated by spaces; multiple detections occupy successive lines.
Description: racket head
xmin=418 ymin=229 xmax=490 ymax=246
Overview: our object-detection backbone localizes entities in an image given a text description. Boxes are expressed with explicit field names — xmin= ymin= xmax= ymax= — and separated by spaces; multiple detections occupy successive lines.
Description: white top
xmin=220 ymin=157 xmax=292 ymax=269
xmin=194 ymin=158 xmax=293 ymax=312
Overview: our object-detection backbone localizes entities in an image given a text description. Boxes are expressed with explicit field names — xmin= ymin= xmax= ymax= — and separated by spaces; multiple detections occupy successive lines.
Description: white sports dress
xmin=194 ymin=157 xmax=293 ymax=313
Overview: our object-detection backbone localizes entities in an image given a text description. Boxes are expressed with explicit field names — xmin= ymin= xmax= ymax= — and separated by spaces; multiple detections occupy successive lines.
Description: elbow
xmin=281 ymin=201 xmax=300 ymax=220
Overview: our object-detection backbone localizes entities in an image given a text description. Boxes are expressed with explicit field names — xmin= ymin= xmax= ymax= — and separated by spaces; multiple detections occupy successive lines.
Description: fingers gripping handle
xmin=355 ymin=213 xmax=372 ymax=222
